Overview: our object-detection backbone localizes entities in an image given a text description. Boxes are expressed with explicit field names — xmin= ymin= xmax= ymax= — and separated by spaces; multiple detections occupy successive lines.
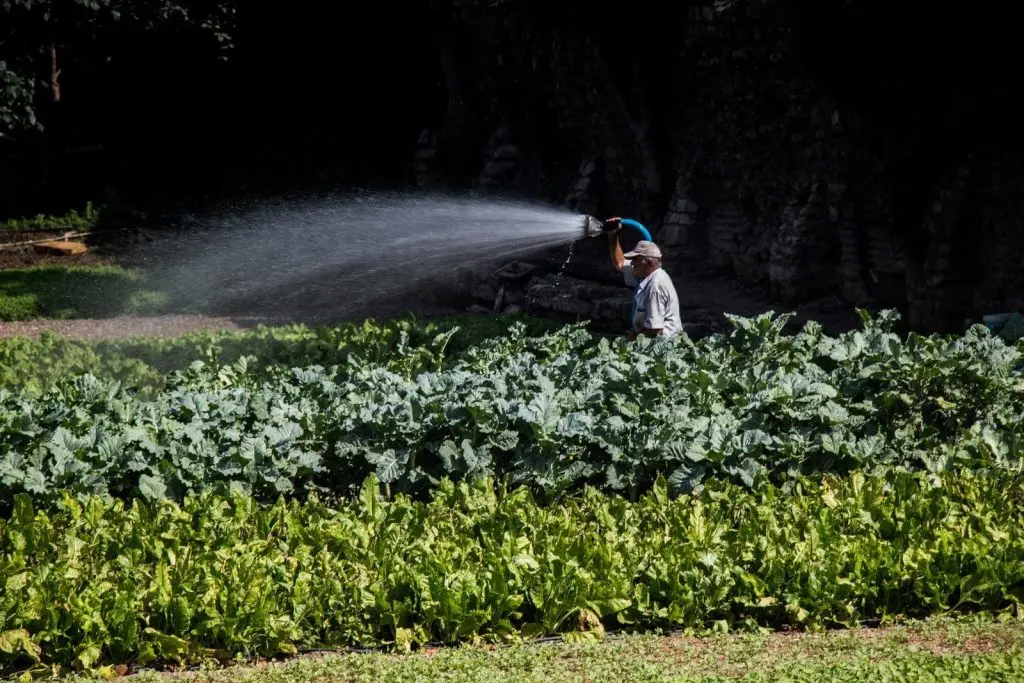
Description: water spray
xmin=134 ymin=192 xmax=602 ymax=322
xmin=125 ymin=191 xmax=663 ymax=324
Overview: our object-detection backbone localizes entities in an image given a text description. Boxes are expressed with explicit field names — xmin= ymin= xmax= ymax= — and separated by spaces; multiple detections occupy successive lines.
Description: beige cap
xmin=624 ymin=240 xmax=662 ymax=258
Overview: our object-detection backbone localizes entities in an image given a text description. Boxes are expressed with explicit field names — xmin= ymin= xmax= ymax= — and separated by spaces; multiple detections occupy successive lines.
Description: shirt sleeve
xmin=623 ymin=260 xmax=637 ymax=287
xmin=642 ymin=279 xmax=672 ymax=331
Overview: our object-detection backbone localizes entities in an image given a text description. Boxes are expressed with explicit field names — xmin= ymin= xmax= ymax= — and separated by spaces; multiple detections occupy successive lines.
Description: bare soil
xmin=0 ymin=229 xmax=112 ymax=268
xmin=0 ymin=227 xmax=865 ymax=341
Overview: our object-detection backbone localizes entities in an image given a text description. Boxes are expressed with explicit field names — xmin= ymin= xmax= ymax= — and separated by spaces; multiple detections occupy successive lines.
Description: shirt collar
xmin=635 ymin=267 xmax=661 ymax=289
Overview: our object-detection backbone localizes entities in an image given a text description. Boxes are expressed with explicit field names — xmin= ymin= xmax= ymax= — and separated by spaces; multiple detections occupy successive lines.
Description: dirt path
xmin=0 ymin=302 xmax=475 ymax=341
xmin=0 ymin=314 xmax=266 ymax=341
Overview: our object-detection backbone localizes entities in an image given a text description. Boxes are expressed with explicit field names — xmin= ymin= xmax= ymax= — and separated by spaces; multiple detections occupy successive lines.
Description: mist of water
xmin=135 ymin=192 xmax=591 ymax=322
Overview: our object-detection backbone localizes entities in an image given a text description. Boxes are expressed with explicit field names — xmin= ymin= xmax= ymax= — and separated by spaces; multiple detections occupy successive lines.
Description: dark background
xmin=1 ymin=3 xmax=443 ymax=217
xmin=2 ymin=1 xmax=1020 ymax=222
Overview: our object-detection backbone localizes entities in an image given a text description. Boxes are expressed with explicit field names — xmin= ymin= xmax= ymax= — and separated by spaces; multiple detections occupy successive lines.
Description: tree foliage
xmin=0 ymin=0 xmax=235 ymax=132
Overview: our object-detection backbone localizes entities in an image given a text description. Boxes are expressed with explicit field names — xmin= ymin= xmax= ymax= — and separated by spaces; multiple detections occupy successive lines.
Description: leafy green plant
xmin=1 ymin=469 xmax=1022 ymax=674
xmin=0 ymin=313 xmax=563 ymax=396
xmin=2 ymin=310 xmax=1024 ymax=509
xmin=0 ymin=202 xmax=102 ymax=232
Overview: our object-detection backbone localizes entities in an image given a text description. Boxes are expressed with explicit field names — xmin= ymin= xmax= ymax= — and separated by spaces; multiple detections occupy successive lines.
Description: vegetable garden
xmin=2 ymin=310 xmax=1024 ymax=677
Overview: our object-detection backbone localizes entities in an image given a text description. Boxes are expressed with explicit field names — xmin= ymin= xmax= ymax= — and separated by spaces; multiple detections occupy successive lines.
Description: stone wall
xmin=421 ymin=0 xmax=1024 ymax=332
xmin=973 ymin=158 xmax=1024 ymax=317
xmin=411 ymin=129 xmax=442 ymax=189
xmin=476 ymin=127 xmax=525 ymax=191
xmin=670 ymin=3 xmax=863 ymax=301
xmin=565 ymin=156 xmax=601 ymax=217
xmin=659 ymin=174 xmax=702 ymax=251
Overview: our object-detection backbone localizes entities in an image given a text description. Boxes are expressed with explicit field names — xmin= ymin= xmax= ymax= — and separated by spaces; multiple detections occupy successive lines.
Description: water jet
xmin=131 ymin=192 xmax=609 ymax=322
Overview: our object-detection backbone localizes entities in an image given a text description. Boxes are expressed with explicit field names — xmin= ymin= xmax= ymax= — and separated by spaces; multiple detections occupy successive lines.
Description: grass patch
xmin=0 ymin=265 xmax=170 ymax=320
xmin=104 ymin=616 xmax=1024 ymax=682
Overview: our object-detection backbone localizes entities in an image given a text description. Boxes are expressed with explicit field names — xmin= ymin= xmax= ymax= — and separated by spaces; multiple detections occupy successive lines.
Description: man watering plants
xmin=603 ymin=217 xmax=682 ymax=340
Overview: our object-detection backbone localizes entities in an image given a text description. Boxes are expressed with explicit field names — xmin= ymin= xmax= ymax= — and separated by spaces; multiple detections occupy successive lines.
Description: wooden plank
xmin=32 ymin=240 xmax=88 ymax=255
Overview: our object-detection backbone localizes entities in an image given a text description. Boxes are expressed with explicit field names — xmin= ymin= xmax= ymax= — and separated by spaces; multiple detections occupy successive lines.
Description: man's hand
xmin=603 ymin=216 xmax=623 ymax=241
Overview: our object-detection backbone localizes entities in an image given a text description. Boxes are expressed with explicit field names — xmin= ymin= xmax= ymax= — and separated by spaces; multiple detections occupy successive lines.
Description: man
xmin=603 ymin=217 xmax=682 ymax=340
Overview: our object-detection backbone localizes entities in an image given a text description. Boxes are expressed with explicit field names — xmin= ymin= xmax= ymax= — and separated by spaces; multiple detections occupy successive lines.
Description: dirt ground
xmin=0 ymin=229 xmax=112 ymax=268
xmin=0 ymin=228 xmax=864 ymax=341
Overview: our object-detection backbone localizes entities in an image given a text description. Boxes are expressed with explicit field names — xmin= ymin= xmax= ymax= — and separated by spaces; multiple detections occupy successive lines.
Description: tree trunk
xmin=45 ymin=39 xmax=68 ymax=208
xmin=50 ymin=45 xmax=61 ymax=103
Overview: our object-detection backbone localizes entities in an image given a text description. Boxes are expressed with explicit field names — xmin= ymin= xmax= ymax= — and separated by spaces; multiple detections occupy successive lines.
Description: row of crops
xmin=2 ymin=310 xmax=1024 ymax=675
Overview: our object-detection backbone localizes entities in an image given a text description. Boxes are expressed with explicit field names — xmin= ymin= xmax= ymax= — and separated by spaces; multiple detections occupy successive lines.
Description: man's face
xmin=632 ymin=256 xmax=657 ymax=279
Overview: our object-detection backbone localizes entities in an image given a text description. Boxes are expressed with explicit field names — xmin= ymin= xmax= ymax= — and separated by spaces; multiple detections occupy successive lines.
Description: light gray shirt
xmin=624 ymin=262 xmax=682 ymax=338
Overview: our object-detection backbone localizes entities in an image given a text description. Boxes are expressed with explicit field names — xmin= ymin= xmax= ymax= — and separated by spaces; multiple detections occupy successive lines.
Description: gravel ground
xmin=0 ymin=303 xmax=475 ymax=341
xmin=0 ymin=314 xmax=272 ymax=341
